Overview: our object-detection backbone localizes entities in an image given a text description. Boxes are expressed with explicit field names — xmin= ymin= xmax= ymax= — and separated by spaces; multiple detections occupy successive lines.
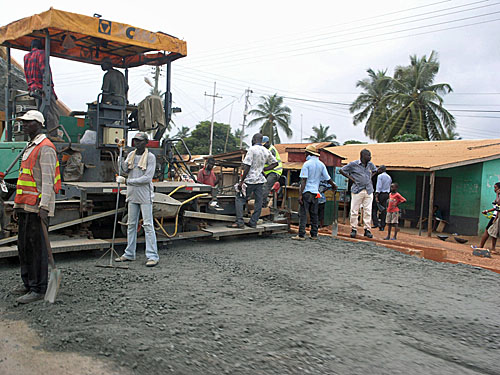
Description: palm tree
xmin=350 ymin=69 xmax=393 ymax=142
xmin=175 ymin=126 xmax=190 ymax=139
xmin=234 ymin=129 xmax=248 ymax=149
xmin=248 ymin=94 xmax=292 ymax=144
xmin=306 ymin=124 xmax=338 ymax=144
xmin=382 ymin=51 xmax=455 ymax=141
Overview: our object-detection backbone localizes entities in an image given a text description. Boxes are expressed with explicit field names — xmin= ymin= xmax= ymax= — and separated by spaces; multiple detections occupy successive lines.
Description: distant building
xmin=327 ymin=139 xmax=500 ymax=235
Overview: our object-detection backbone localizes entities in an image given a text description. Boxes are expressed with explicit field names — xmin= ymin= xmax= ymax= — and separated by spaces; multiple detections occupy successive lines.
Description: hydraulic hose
xmin=155 ymin=192 xmax=209 ymax=238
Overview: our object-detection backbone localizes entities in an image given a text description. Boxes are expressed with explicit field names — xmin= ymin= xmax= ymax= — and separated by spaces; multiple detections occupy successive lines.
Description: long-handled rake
xmin=96 ymin=139 xmax=128 ymax=269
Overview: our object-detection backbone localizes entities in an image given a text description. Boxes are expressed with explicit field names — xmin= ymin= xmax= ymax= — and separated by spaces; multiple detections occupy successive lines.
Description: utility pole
xmin=153 ymin=66 xmax=160 ymax=95
xmin=240 ymin=88 xmax=252 ymax=149
xmin=205 ymin=82 xmax=222 ymax=155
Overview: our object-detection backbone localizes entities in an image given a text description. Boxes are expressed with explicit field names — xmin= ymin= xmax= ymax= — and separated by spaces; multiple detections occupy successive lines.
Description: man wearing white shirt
xmin=228 ymin=133 xmax=278 ymax=229
xmin=374 ymin=165 xmax=391 ymax=231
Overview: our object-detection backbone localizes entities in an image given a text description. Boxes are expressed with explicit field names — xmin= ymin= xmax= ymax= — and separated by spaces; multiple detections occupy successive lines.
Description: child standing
xmin=384 ymin=183 xmax=406 ymax=240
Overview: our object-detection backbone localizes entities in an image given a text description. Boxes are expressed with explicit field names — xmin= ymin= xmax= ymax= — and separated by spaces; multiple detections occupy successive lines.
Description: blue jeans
xmin=123 ymin=202 xmax=159 ymax=261
xmin=235 ymin=183 xmax=263 ymax=226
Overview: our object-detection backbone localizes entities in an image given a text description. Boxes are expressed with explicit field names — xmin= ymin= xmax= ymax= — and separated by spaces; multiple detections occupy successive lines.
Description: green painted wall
xmin=390 ymin=171 xmax=416 ymax=211
xmin=479 ymin=159 xmax=500 ymax=233
xmin=436 ymin=164 xmax=482 ymax=218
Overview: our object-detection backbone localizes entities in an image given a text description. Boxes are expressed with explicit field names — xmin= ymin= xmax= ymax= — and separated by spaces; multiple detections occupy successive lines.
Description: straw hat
xmin=305 ymin=144 xmax=320 ymax=156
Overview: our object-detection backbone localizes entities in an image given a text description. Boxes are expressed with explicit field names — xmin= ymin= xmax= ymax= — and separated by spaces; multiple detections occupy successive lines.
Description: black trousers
xmin=17 ymin=212 xmax=48 ymax=294
xmin=299 ymin=192 xmax=319 ymax=238
xmin=378 ymin=192 xmax=389 ymax=228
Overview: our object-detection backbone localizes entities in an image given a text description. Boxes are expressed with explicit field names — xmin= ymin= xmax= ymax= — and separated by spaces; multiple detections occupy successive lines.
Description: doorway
xmin=415 ymin=175 xmax=452 ymax=221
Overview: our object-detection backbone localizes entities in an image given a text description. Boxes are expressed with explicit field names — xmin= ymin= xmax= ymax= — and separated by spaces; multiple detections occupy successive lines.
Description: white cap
xmin=16 ymin=110 xmax=45 ymax=126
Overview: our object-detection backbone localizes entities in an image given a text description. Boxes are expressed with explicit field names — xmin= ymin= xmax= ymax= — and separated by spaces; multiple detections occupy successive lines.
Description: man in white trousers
xmin=339 ymin=149 xmax=381 ymax=239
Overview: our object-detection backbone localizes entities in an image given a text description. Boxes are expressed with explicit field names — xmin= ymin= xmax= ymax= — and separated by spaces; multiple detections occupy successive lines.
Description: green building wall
xmin=479 ymin=159 xmax=500 ymax=233
xmin=389 ymin=163 xmax=484 ymax=235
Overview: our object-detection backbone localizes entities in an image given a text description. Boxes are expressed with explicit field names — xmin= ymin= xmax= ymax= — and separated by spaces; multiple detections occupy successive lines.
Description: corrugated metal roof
xmin=324 ymin=139 xmax=500 ymax=171
xmin=273 ymin=142 xmax=336 ymax=170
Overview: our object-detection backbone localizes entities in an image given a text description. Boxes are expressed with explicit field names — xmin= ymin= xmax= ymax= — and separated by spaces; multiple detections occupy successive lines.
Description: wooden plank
xmin=184 ymin=211 xmax=239 ymax=222
xmin=201 ymin=226 xmax=264 ymax=238
xmin=0 ymin=208 xmax=125 ymax=246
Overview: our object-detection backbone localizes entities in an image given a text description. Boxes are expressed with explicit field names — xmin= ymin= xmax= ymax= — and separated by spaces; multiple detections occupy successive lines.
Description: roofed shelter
xmin=0 ymin=8 xmax=187 ymax=141
xmin=327 ymin=139 xmax=500 ymax=236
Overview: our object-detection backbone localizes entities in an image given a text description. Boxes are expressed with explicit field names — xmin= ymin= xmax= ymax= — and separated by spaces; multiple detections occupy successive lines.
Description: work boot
xmin=115 ymin=255 xmax=134 ymax=262
xmin=364 ymin=229 xmax=373 ymax=239
xmin=16 ymin=291 xmax=44 ymax=304
xmin=10 ymin=286 xmax=29 ymax=295
xmin=310 ymin=236 xmax=318 ymax=240
xmin=291 ymin=235 xmax=306 ymax=241
xmin=350 ymin=229 xmax=357 ymax=238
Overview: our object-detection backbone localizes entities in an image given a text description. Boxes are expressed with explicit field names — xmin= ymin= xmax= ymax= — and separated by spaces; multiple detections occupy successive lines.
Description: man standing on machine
xmin=261 ymin=136 xmax=283 ymax=208
xmin=23 ymin=39 xmax=59 ymax=134
xmin=115 ymin=132 xmax=159 ymax=267
xmin=10 ymin=110 xmax=61 ymax=303
xmin=101 ymin=58 xmax=128 ymax=105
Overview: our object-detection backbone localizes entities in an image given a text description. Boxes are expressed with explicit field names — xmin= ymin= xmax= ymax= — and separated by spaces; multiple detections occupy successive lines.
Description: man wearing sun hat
xmin=9 ymin=110 xmax=61 ymax=303
xmin=292 ymin=145 xmax=337 ymax=241
xmin=115 ymin=132 xmax=159 ymax=267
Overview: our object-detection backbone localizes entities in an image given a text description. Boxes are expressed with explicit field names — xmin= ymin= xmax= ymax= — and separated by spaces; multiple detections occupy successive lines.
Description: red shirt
xmin=23 ymin=48 xmax=57 ymax=98
xmin=197 ymin=168 xmax=217 ymax=187
xmin=387 ymin=192 xmax=406 ymax=213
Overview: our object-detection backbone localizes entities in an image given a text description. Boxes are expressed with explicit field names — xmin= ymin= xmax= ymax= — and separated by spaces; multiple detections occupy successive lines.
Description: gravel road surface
xmin=0 ymin=234 xmax=499 ymax=375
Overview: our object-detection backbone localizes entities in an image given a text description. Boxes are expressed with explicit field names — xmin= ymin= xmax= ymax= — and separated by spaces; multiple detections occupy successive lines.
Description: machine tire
xmin=120 ymin=214 xmax=144 ymax=237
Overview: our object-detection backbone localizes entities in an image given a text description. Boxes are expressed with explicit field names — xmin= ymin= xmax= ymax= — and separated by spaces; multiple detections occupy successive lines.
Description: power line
xmin=192 ymin=0 xmax=454 ymax=60
xmin=189 ymin=0 xmax=495 ymax=66
xmin=190 ymin=11 xmax=500 ymax=70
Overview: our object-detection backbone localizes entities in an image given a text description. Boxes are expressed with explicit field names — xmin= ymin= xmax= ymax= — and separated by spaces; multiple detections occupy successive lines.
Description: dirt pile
xmin=0 ymin=235 xmax=499 ymax=374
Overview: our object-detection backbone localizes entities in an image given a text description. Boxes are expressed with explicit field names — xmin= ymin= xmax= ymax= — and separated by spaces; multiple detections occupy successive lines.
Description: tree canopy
xmin=248 ymin=94 xmax=292 ymax=144
xmin=343 ymin=140 xmax=366 ymax=145
xmin=183 ymin=121 xmax=239 ymax=155
xmin=306 ymin=124 xmax=338 ymax=144
xmin=350 ymin=51 xmax=456 ymax=142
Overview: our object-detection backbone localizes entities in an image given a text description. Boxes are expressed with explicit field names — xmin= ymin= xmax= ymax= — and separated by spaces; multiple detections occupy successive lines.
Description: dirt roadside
xmin=0 ymin=313 xmax=128 ymax=375
xmin=0 ymin=234 xmax=499 ymax=375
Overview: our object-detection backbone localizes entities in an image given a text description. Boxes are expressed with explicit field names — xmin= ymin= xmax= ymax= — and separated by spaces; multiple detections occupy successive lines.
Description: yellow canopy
xmin=0 ymin=8 xmax=187 ymax=68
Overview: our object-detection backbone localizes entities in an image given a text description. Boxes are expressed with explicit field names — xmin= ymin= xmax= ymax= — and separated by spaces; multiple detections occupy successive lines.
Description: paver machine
xmin=0 ymin=9 xmax=287 ymax=257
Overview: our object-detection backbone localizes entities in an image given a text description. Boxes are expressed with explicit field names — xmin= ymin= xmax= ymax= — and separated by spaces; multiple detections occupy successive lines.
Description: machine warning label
xmin=98 ymin=19 xmax=112 ymax=35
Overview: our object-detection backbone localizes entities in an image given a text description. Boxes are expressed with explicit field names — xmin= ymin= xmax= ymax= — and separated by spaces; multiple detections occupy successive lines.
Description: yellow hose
xmin=155 ymin=193 xmax=209 ymax=238
xmin=168 ymin=185 xmax=187 ymax=197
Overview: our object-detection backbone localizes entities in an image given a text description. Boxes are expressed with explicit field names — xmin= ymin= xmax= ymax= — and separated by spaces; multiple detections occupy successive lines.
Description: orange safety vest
xmin=14 ymin=138 xmax=61 ymax=206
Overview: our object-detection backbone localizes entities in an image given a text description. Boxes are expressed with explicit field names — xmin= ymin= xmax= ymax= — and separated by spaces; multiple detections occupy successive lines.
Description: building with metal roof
xmin=326 ymin=139 xmax=500 ymax=236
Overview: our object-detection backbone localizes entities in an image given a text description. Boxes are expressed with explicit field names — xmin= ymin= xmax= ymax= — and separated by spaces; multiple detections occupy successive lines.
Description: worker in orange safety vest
xmin=10 ymin=110 xmax=61 ymax=304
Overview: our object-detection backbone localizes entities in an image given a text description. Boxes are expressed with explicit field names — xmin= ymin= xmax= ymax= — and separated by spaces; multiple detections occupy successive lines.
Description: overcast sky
xmin=2 ymin=0 xmax=499 ymax=144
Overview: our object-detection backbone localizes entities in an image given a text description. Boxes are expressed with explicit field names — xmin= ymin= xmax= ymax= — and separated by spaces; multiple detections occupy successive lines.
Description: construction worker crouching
xmin=262 ymin=136 xmax=282 ymax=208
xmin=11 ymin=110 xmax=61 ymax=304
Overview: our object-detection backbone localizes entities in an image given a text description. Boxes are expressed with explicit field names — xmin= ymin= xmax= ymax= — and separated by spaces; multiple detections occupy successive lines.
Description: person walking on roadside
xmin=261 ymin=136 xmax=283 ymax=208
xmin=292 ymin=145 xmax=337 ymax=241
xmin=228 ymin=133 xmax=278 ymax=229
xmin=339 ymin=149 xmax=381 ymax=239
xmin=373 ymin=165 xmax=391 ymax=231
xmin=384 ymin=183 xmax=406 ymax=240
xmin=478 ymin=182 xmax=500 ymax=251
xmin=10 ymin=110 xmax=61 ymax=304
xmin=115 ymin=132 xmax=159 ymax=267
